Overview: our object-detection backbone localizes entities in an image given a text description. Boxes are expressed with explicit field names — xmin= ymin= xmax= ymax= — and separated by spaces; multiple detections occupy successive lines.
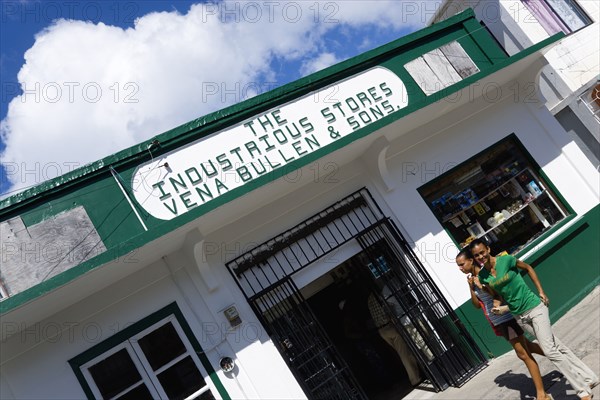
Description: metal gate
xmin=226 ymin=188 xmax=486 ymax=398
xmin=354 ymin=219 xmax=487 ymax=390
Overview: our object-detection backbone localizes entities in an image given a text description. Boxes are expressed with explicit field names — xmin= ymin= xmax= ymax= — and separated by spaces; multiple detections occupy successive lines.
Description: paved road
xmin=406 ymin=286 xmax=600 ymax=400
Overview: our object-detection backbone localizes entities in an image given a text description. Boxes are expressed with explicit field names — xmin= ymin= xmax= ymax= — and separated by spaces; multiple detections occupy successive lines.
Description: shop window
xmin=522 ymin=0 xmax=592 ymax=35
xmin=75 ymin=316 xmax=217 ymax=400
xmin=405 ymin=41 xmax=480 ymax=95
xmin=418 ymin=135 xmax=570 ymax=255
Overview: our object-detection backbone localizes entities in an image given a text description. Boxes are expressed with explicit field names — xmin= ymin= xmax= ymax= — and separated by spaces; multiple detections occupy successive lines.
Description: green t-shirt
xmin=478 ymin=255 xmax=541 ymax=315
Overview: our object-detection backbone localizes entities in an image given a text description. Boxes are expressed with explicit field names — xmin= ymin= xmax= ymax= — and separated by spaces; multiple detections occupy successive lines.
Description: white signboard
xmin=132 ymin=66 xmax=408 ymax=220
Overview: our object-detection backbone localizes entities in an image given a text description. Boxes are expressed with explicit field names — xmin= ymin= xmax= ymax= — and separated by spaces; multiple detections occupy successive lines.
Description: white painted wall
xmin=0 ymin=255 xmax=306 ymax=399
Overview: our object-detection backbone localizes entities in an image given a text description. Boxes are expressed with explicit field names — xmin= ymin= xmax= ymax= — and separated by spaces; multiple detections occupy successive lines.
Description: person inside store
xmin=367 ymin=288 xmax=423 ymax=386
xmin=469 ymin=238 xmax=599 ymax=400
xmin=339 ymin=295 xmax=391 ymax=387
xmin=456 ymin=247 xmax=549 ymax=400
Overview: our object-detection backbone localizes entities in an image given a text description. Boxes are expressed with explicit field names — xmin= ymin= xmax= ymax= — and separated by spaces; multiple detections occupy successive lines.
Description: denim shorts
xmin=496 ymin=318 xmax=524 ymax=341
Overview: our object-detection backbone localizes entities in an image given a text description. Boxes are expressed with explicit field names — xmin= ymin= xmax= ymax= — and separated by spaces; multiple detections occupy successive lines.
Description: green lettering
xmin=347 ymin=116 xmax=360 ymax=131
xmin=215 ymin=179 xmax=228 ymax=195
xmin=237 ymin=166 xmax=252 ymax=182
xmin=292 ymin=141 xmax=307 ymax=156
xmin=321 ymin=107 xmax=335 ymax=123
xmin=185 ymin=167 xmax=202 ymax=185
xmin=305 ymin=134 xmax=320 ymax=151
xmin=380 ymin=82 xmax=392 ymax=97
xmin=195 ymin=184 xmax=213 ymax=202
xmin=299 ymin=117 xmax=314 ymax=133
xmin=169 ymin=174 xmax=187 ymax=194
xmin=357 ymin=92 xmax=372 ymax=107
xmin=164 ymin=198 xmax=178 ymax=215
xmin=180 ymin=191 xmax=197 ymax=209
xmin=245 ymin=140 xmax=262 ymax=158
xmin=152 ymin=181 xmax=171 ymax=201
xmin=368 ymin=86 xmax=382 ymax=101
xmin=272 ymin=109 xmax=287 ymax=126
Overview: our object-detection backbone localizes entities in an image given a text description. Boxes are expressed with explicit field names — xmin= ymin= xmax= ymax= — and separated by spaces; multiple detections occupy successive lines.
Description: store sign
xmin=132 ymin=67 xmax=408 ymax=220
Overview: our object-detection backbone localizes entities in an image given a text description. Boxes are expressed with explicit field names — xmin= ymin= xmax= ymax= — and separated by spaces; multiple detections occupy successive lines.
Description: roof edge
xmin=0 ymin=9 xmax=476 ymax=214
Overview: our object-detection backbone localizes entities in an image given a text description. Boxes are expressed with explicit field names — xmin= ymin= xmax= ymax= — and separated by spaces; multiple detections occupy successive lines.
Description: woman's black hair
xmin=468 ymin=238 xmax=489 ymax=250
xmin=456 ymin=247 xmax=473 ymax=260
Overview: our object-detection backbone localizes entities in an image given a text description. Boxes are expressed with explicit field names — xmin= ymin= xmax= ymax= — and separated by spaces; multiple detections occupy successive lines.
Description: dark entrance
xmin=306 ymin=263 xmax=415 ymax=400
xmin=226 ymin=188 xmax=486 ymax=399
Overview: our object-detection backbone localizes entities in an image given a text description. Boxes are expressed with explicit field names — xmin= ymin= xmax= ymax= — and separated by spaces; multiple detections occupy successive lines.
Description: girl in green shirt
xmin=456 ymin=248 xmax=549 ymax=400
xmin=470 ymin=238 xmax=598 ymax=400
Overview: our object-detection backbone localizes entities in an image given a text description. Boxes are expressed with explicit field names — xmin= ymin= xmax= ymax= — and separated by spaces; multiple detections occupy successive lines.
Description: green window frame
xmin=69 ymin=302 xmax=230 ymax=400
xmin=418 ymin=134 xmax=573 ymax=255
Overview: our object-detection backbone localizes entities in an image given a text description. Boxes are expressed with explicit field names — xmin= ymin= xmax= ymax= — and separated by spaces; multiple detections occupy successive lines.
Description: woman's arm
xmin=467 ymin=275 xmax=481 ymax=308
xmin=483 ymin=284 xmax=510 ymax=315
xmin=516 ymin=259 xmax=549 ymax=305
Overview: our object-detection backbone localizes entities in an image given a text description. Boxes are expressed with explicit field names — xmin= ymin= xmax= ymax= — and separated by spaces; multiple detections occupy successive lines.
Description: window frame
xmin=417 ymin=134 xmax=575 ymax=256
xmin=80 ymin=341 xmax=159 ymax=399
xmin=69 ymin=302 xmax=230 ymax=400
xmin=522 ymin=0 xmax=593 ymax=36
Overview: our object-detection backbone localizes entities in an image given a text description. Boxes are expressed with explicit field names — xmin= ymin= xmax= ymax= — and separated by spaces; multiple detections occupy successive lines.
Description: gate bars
xmin=225 ymin=188 xmax=486 ymax=398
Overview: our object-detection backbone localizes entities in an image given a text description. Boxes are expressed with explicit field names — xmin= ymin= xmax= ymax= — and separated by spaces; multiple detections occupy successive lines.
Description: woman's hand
xmin=491 ymin=305 xmax=510 ymax=315
xmin=467 ymin=274 xmax=474 ymax=286
xmin=540 ymin=291 xmax=550 ymax=306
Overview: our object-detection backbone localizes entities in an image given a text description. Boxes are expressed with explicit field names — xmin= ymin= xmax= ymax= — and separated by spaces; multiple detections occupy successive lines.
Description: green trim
xmin=68 ymin=302 xmax=230 ymax=400
xmin=0 ymin=9 xmax=478 ymax=214
xmin=0 ymin=17 xmax=566 ymax=314
xmin=523 ymin=208 xmax=595 ymax=266
xmin=462 ymin=17 xmax=508 ymax=64
xmin=514 ymin=214 xmax=576 ymax=259
xmin=456 ymin=204 xmax=600 ymax=358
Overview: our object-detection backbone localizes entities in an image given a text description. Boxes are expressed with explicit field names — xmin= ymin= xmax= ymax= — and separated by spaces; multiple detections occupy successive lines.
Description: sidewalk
xmin=406 ymin=286 xmax=600 ymax=400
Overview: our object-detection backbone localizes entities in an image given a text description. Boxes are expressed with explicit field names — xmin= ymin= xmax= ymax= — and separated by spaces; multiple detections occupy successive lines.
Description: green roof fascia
xmin=0 ymin=30 xmax=565 ymax=315
xmin=0 ymin=9 xmax=479 ymax=215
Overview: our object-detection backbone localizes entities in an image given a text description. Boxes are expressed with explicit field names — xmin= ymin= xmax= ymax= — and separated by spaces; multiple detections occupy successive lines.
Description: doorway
xmin=304 ymin=258 xmax=417 ymax=400
xmin=226 ymin=188 xmax=487 ymax=398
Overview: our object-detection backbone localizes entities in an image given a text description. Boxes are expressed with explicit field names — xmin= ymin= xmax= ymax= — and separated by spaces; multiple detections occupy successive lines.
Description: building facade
xmin=1 ymin=9 xmax=599 ymax=400
xmin=431 ymin=0 xmax=600 ymax=168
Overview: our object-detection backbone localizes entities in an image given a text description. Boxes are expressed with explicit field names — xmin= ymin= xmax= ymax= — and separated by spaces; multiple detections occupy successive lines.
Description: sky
xmin=0 ymin=0 xmax=443 ymax=198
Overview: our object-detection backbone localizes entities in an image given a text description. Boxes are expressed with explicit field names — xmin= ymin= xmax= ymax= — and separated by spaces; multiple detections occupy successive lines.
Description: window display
xmin=418 ymin=135 xmax=569 ymax=255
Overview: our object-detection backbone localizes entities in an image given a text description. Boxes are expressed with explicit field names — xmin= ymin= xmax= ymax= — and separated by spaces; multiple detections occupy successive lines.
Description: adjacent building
xmin=431 ymin=0 xmax=599 ymax=168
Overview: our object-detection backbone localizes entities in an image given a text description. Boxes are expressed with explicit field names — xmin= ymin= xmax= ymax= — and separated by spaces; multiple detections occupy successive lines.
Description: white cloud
xmin=1 ymin=1 xmax=437 ymax=195
xmin=300 ymin=52 xmax=340 ymax=75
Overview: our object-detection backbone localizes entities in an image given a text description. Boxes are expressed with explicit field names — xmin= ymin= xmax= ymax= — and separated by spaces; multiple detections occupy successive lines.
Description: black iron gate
xmin=226 ymin=188 xmax=486 ymax=398
xmin=251 ymin=278 xmax=365 ymax=399
xmin=354 ymin=220 xmax=487 ymax=390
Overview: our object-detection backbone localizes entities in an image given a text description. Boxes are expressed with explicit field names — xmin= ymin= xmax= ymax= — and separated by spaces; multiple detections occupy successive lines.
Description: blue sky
xmin=0 ymin=0 xmax=441 ymax=197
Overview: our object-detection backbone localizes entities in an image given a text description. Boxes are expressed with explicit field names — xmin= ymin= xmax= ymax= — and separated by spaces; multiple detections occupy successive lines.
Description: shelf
xmin=442 ymin=168 xmax=529 ymax=223
xmin=476 ymin=191 xmax=547 ymax=239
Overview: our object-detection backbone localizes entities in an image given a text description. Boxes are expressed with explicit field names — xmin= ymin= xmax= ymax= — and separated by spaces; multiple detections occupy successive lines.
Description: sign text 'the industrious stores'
xmin=132 ymin=67 xmax=408 ymax=220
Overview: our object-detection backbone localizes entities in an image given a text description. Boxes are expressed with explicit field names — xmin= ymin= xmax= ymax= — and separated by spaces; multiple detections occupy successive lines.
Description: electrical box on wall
xmin=223 ymin=305 xmax=242 ymax=328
